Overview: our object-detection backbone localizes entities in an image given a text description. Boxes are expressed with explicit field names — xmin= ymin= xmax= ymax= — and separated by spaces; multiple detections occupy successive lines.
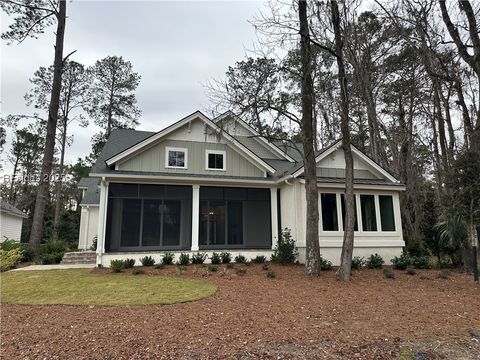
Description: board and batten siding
xmin=117 ymin=139 xmax=265 ymax=177
xmin=0 ymin=212 xmax=24 ymax=242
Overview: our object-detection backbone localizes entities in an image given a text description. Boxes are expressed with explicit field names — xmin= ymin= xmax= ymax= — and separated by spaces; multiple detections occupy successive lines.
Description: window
xmin=360 ymin=194 xmax=377 ymax=231
xmin=206 ymin=150 xmax=226 ymax=171
xmin=321 ymin=193 xmax=338 ymax=231
xmin=341 ymin=194 xmax=358 ymax=231
xmin=165 ymin=147 xmax=187 ymax=168
xmin=379 ymin=195 xmax=395 ymax=231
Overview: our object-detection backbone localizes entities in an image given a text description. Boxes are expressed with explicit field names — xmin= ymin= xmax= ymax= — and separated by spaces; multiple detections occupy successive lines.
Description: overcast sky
xmin=1 ymin=0 xmax=264 ymax=173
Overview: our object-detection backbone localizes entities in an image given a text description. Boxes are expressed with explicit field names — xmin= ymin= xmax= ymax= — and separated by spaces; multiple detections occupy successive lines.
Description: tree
xmin=2 ymin=0 xmax=68 ymax=255
xmin=26 ymin=60 xmax=90 ymax=240
xmin=87 ymin=55 xmax=141 ymax=139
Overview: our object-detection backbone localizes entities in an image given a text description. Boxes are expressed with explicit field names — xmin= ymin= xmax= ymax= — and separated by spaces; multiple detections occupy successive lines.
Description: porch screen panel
xmin=360 ymin=194 xmax=377 ymax=231
xmin=120 ymin=199 xmax=141 ymax=247
xmin=162 ymin=200 xmax=182 ymax=246
xmin=321 ymin=193 xmax=338 ymax=231
xmin=142 ymin=200 xmax=162 ymax=246
xmin=379 ymin=195 xmax=395 ymax=231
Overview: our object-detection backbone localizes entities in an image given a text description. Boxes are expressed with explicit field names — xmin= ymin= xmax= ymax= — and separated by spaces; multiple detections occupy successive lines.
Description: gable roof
xmin=103 ymin=111 xmax=276 ymax=174
xmin=0 ymin=200 xmax=28 ymax=218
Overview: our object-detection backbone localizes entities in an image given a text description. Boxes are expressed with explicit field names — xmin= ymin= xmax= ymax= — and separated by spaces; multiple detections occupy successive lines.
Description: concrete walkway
xmin=12 ymin=264 xmax=95 ymax=271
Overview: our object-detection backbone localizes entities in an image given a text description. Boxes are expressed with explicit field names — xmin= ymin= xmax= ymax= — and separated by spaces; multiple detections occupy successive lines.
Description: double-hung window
xmin=206 ymin=150 xmax=226 ymax=171
xmin=165 ymin=147 xmax=187 ymax=169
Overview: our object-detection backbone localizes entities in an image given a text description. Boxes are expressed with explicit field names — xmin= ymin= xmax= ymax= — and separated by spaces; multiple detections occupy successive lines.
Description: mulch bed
xmin=1 ymin=264 xmax=479 ymax=359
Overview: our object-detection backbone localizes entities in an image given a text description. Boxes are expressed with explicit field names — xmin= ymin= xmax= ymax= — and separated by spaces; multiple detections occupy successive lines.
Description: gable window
xmin=321 ymin=193 xmax=338 ymax=231
xmin=360 ymin=194 xmax=377 ymax=231
xmin=206 ymin=150 xmax=226 ymax=171
xmin=165 ymin=147 xmax=187 ymax=169
xmin=379 ymin=195 xmax=395 ymax=231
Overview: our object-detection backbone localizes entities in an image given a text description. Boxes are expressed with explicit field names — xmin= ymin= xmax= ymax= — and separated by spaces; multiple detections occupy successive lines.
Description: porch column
xmin=96 ymin=179 xmax=108 ymax=266
xmin=270 ymin=188 xmax=279 ymax=249
xmin=191 ymin=185 xmax=200 ymax=251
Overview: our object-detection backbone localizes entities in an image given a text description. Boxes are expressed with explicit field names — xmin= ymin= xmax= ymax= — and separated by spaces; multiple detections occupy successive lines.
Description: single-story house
xmin=78 ymin=110 xmax=405 ymax=266
xmin=0 ymin=199 xmax=28 ymax=242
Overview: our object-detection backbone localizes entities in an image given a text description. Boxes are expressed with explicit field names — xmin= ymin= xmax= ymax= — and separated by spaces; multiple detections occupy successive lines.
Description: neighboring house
xmin=78 ymin=110 xmax=405 ymax=266
xmin=0 ymin=200 xmax=28 ymax=242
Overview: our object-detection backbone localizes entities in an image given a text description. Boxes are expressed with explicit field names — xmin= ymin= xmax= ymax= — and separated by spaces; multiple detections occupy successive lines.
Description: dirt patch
xmin=1 ymin=264 xmax=479 ymax=359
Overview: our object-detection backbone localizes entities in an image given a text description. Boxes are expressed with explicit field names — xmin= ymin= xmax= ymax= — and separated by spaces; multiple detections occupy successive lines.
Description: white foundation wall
xmin=99 ymin=250 xmax=274 ymax=267
xmin=279 ymin=181 xmax=405 ymax=266
xmin=78 ymin=206 xmax=99 ymax=250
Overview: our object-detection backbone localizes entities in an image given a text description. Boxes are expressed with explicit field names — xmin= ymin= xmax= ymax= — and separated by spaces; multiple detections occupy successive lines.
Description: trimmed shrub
xmin=132 ymin=268 xmax=145 ymax=275
xmin=207 ymin=264 xmax=219 ymax=272
xmin=252 ymin=255 xmax=267 ymax=264
xmin=140 ymin=256 xmax=155 ymax=266
xmin=266 ymin=271 xmax=276 ymax=279
xmin=110 ymin=259 xmax=125 ymax=273
xmin=236 ymin=268 xmax=246 ymax=276
xmin=406 ymin=266 xmax=416 ymax=275
xmin=0 ymin=248 xmax=23 ymax=271
xmin=191 ymin=252 xmax=207 ymax=264
xmin=320 ymin=256 xmax=333 ymax=271
xmin=262 ymin=263 xmax=269 ymax=271
xmin=366 ymin=253 xmax=384 ymax=269
xmin=178 ymin=253 xmax=190 ymax=266
xmin=235 ymin=254 xmax=247 ymax=264
xmin=351 ymin=256 xmax=365 ymax=270
xmin=271 ymin=228 xmax=298 ymax=264
xmin=391 ymin=254 xmax=413 ymax=270
xmin=210 ymin=252 xmax=221 ymax=265
xmin=383 ymin=268 xmax=395 ymax=279
xmin=162 ymin=252 xmax=174 ymax=265
xmin=41 ymin=252 xmax=64 ymax=264
xmin=220 ymin=252 xmax=232 ymax=264
xmin=124 ymin=258 xmax=135 ymax=269
xmin=413 ymin=256 xmax=432 ymax=269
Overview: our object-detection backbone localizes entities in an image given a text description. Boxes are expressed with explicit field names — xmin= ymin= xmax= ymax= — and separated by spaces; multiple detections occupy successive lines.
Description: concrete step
xmin=61 ymin=251 xmax=96 ymax=265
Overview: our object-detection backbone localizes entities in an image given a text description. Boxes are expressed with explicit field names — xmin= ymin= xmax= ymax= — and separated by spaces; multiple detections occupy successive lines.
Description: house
xmin=0 ymin=199 xmax=28 ymax=242
xmin=78 ymin=111 xmax=405 ymax=266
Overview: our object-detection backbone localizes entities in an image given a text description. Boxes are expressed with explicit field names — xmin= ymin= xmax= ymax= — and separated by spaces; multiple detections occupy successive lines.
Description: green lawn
xmin=1 ymin=269 xmax=217 ymax=305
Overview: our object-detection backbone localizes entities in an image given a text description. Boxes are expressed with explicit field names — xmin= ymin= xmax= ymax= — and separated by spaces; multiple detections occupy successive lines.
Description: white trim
xmin=165 ymin=146 xmax=188 ymax=169
xmin=105 ymin=111 xmax=276 ymax=174
xmin=205 ymin=149 xmax=226 ymax=171
xmin=80 ymin=204 xmax=100 ymax=207
xmin=191 ymin=185 xmax=200 ymax=251
xmin=270 ymin=188 xmax=279 ymax=249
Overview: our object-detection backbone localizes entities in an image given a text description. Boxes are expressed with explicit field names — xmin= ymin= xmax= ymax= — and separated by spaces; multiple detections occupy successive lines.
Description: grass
xmin=0 ymin=269 xmax=217 ymax=306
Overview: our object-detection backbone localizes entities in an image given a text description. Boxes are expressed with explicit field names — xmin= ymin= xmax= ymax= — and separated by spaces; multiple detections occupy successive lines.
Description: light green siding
xmin=117 ymin=139 xmax=265 ymax=177
xmin=316 ymin=167 xmax=380 ymax=179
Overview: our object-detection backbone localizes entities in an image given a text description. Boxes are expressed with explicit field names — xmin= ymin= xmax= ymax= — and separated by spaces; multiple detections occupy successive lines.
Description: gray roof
xmin=78 ymin=177 xmax=100 ymax=205
xmin=0 ymin=199 xmax=28 ymax=218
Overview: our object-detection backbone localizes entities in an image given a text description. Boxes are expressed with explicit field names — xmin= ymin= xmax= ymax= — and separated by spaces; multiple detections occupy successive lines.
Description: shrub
xmin=406 ymin=266 xmax=416 ymax=275
xmin=271 ymin=228 xmax=298 ymax=264
xmin=207 ymin=264 xmax=219 ymax=272
xmin=110 ymin=259 xmax=125 ymax=273
xmin=124 ymin=258 xmax=135 ymax=269
xmin=0 ymin=248 xmax=23 ymax=271
xmin=413 ymin=256 xmax=432 ymax=269
xmin=366 ymin=253 xmax=384 ymax=269
xmin=266 ymin=271 xmax=276 ymax=279
xmin=383 ymin=268 xmax=395 ymax=279
xmin=252 ymin=255 xmax=267 ymax=264
xmin=176 ymin=265 xmax=187 ymax=275
xmin=41 ymin=252 xmax=64 ymax=264
xmin=210 ymin=252 xmax=221 ymax=265
xmin=90 ymin=237 xmax=97 ymax=251
xmin=391 ymin=254 xmax=413 ymax=270
xmin=191 ymin=252 xmax=207 ymax=264
xmin=41 ymin=240 xmax=67 ymax=255
xmin=226 ymin=263 xmax=234 ymax=269
xmin=236 ymin=268 xmax=246 ymax=276
xmin=162 ymin=252 xmax=174 ymax=265
xmin=438 ymin=269 xmax=450 ymax=279
xmin=178 ymin=253 xmax=190 ymax=266
xmin=132 ymin=268 xmax=145 ymax=275
xmin=0 ymin=240 xmax=33 ymax=262
xmin=235 ymin=254 xmax=246 ymax=264
xmin=262 ymin=263 xmax=269 ymax=271
xmin=320 ymin=256 xmax=333 ymax=271
xmin=140 ymin=256 xmax=155 ymax=266
xmin=220 ymin=252 xmax=232 ymax=264
xmin=351 ymin=256 xmax=365 ymax=270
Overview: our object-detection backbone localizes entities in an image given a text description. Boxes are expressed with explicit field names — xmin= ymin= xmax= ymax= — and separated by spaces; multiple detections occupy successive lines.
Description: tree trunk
xmin=53 ymin=118 xmax=67 ymax=241
xmin=28 ymin=0 xmax=67 ymax=254
xmin=331 ymin=0 xmax=355 ymax=282
xmin=299 ymin=0 xmax=321 ymax=276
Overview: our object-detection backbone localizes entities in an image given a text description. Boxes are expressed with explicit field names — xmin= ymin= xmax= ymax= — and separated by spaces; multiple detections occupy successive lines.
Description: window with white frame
xmin=379 ymin=195 xmax=395 ymax=231
xmin=165 ymin=147 xmax=187 ymax=169
xmin=321 ymin=193 xmax=339 ymax=231
xmin=206 ymin=150 xmax=226 ymax=171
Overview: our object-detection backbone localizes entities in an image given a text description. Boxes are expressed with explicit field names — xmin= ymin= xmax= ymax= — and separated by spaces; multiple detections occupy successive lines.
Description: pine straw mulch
xmin=1 ymin=263 xmax=479 ymax=359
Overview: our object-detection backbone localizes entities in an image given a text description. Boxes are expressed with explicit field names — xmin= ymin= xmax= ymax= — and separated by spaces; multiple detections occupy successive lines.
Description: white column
xmin=96 ymin=179 xmax=108 ymax=266
xmin=191 ymin=185 xmax=200 ymax=251
xmin=270 ymin=188 xmax=279 ymax=249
